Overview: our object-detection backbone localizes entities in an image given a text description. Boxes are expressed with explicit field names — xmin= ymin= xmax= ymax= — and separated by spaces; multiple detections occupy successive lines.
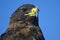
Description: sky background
xmin=0 ymin=0 xmax=60 ymax=40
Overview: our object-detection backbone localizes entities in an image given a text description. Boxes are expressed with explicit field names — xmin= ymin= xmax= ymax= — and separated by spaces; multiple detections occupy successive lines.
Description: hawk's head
xmin=20 ymin=4 xmax=39 ymax=17
xmin=10 ymin=4 xmax=39 ymax=23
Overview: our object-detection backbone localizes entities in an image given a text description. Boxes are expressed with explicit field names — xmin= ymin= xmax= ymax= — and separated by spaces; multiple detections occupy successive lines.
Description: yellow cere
xmin=24 ymin=8 xmax=38 ymax=16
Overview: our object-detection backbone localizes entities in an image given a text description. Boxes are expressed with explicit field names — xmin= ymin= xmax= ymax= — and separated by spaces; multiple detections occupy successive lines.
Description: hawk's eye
xmin=22 ymin=8 xmax=27 ymax=12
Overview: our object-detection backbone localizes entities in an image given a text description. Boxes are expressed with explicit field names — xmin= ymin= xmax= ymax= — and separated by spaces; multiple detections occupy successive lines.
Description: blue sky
xmin=0 ymin=0 xmax=60 ymax=40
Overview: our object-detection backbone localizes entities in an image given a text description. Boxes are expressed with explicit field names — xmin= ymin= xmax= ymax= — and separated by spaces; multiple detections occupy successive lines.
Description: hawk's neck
xmin=25 ymin=16 xmax=39 ymax=26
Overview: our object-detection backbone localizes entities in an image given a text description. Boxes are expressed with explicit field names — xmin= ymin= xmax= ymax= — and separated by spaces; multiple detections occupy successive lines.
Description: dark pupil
xmin=22 ymin=8 xmax=27 ymax=12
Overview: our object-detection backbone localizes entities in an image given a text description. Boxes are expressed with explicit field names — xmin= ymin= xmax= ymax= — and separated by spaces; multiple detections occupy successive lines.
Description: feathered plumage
xmin=0 ymin=4 xmax=45 ymax=40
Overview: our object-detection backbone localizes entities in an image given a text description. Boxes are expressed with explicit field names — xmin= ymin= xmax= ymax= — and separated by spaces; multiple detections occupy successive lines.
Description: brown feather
xmin=0 ymin=4 xmax=45 ymax=40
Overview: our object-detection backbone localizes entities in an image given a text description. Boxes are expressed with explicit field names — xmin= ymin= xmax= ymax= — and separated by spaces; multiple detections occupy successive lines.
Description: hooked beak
xmin=24 ymin=7 xmax=39 ymax=17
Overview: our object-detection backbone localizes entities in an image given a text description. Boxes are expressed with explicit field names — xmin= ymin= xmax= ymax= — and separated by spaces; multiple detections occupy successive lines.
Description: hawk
xmin=0 ymin=4 xmax=45 ymax=40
